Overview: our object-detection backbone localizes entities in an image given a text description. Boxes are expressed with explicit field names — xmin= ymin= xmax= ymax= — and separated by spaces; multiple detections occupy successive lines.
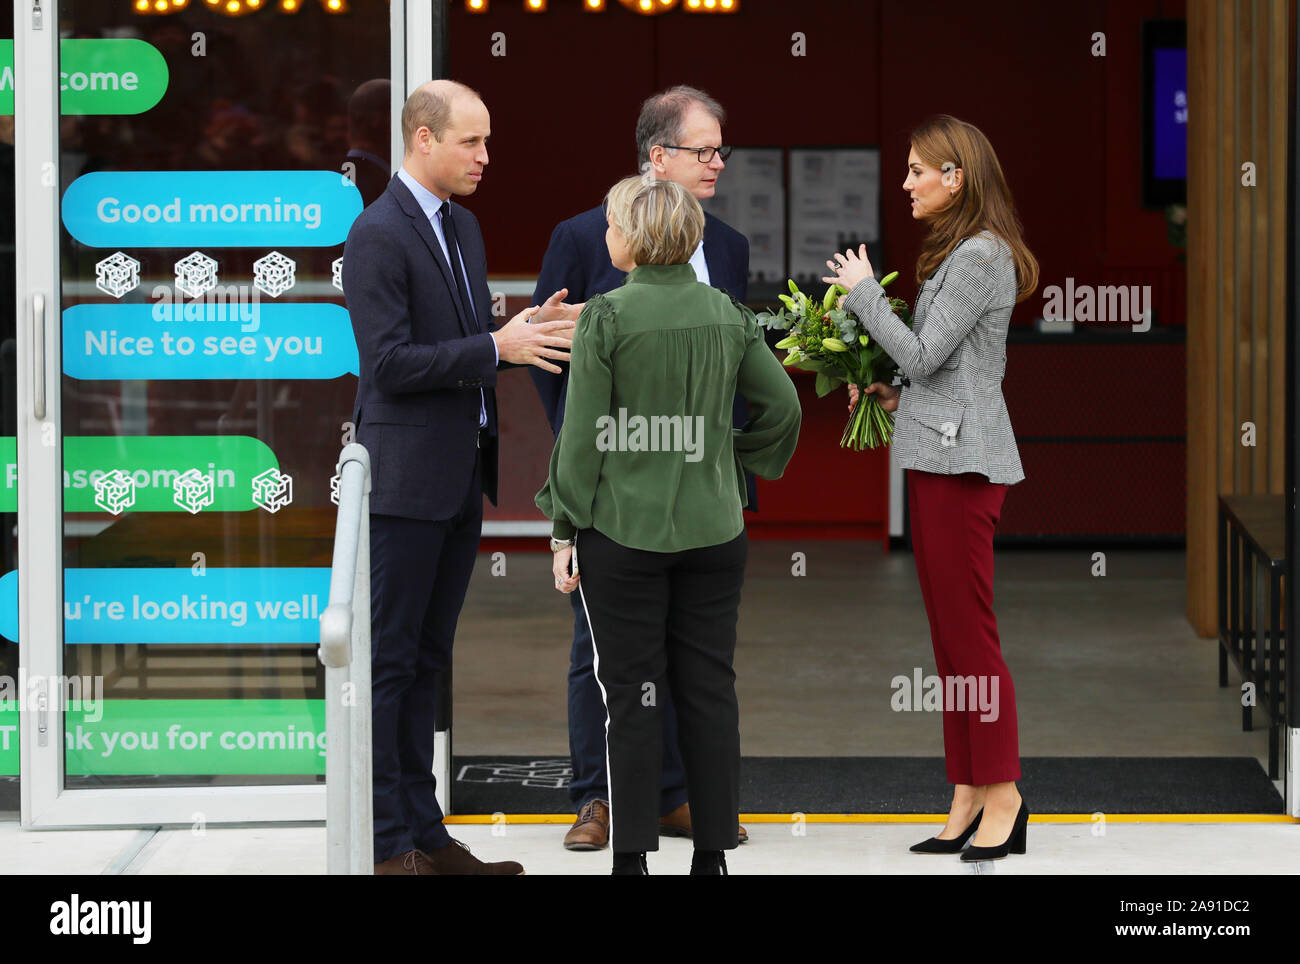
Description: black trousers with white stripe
xmin=576 ymin=526 xmax=748 ymax=853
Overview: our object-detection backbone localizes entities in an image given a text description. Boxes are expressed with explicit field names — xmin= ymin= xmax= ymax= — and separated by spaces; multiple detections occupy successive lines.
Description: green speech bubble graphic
xmin=0 ymin=435 xmax=281 ymax=513
xmin=0 ymin=699 xmax=325 ymax=776
xmin=0 ymin=38 xmax=170 ymax=115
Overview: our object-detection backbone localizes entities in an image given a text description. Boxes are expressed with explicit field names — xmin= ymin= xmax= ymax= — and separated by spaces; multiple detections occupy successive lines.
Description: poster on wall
xmin=788 ymin=147 xmax=881 ymax=285
xmin=698 ymin=147 xmax=785 ymax=288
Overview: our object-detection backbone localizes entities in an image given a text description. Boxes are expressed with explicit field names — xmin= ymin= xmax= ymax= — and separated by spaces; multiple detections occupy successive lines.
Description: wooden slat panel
xmin=1187 ymin=0 xmax=1220 ymax=636
xmin=1269 ymin=0 xmax=1289 ymax=493
xmin=1219 ymin=0 xmax=1238 ymax=503
xmin=1235 ymin=0 xmax=1252 ymax=496
xmin=1187 ymin=0 xmax=1294 ymax=637
xmin=1251 ymin=0 xmax=1269 ymax=494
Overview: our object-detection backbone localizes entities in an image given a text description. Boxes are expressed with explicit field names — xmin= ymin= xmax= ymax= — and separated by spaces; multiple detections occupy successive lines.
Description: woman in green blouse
xmin=536 ymin=175 xmax=801 ymax=875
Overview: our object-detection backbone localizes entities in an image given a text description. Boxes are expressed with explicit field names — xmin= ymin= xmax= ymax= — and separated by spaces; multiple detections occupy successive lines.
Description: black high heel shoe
xmin=909 ymin=808 xmax=983 ymax=854
xmin=960 ymin=799 xmax=1028 ymax=862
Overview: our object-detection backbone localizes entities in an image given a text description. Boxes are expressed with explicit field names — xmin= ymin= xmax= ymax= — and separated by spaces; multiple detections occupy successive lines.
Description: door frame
xmin=16 ymin=0 xmax=407 ymax=829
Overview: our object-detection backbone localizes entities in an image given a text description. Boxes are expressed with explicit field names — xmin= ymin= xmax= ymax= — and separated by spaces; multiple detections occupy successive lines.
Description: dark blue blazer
xmin=529 ymin=203 xmax=759 ymax=508
xmin=343 ymin=174 xmax=504 ymax=520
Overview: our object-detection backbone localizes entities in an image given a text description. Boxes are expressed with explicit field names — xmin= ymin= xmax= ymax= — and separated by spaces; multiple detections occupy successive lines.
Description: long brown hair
xmin=910 ymin=115 xmax=1038 ymax=303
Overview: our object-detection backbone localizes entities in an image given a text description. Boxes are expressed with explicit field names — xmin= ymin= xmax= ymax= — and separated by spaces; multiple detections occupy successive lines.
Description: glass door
xmin=17 ymin=0 xmax=398 ymax=827
xmin=0 ymin=0 xmax=17 ymax=817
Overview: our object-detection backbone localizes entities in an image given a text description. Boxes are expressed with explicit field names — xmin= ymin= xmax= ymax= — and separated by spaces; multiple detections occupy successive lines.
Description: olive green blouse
xmin=535 ymin=262 xmax=802 ymax=552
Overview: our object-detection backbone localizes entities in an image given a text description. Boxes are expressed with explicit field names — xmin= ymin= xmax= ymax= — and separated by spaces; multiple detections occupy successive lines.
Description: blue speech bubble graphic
xmin=62 ymin=171 xmax=362 ymax=247
xmin=64 ymin=302 xmax=359 ymax=380
xmin=0 ymin=568 xmax=330 ymax=645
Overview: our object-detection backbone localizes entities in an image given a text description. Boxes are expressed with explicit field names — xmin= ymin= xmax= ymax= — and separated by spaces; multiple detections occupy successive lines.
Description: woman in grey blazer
xmin=825 ymin=115 xmax=1039 ymax=861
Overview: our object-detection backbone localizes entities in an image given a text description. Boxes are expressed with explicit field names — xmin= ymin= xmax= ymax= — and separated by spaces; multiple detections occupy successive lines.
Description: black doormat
xmin=0 ymin=757 xmax=1282 ymax=818
xmin=451 ymin=756 xmax=1286 ymax=815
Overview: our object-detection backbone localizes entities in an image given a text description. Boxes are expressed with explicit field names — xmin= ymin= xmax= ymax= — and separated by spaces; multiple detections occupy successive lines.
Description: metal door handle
xmin=32 ymin=293 xmax=45 ymax=420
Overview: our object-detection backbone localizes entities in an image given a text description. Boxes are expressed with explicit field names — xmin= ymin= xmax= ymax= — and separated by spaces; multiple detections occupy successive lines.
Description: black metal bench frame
xmin=1217 ymin=495 xmax=1288 ymax=779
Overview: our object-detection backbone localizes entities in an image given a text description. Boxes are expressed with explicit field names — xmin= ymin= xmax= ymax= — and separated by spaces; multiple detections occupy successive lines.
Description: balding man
xmin=343 ymin=79 xmax=577 ymax=875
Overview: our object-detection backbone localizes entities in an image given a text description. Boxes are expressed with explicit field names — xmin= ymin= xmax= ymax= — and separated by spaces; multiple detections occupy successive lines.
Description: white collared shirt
xmin=688 ymin=240 xmax=709 ymax=285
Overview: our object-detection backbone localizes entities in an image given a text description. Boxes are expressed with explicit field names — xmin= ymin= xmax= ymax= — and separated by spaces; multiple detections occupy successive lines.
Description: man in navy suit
xmin=530 ymin=85 xmax=754 ymax=851
xmin=344 ymin=79 xmax=577 ymax=875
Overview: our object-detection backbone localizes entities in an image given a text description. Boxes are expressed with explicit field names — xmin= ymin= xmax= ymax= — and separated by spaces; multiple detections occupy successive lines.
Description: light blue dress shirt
xmin=397 ymin=165 xmax=495 ymax=428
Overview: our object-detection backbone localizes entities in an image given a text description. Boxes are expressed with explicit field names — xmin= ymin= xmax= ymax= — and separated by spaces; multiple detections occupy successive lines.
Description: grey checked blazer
xmin=843 ymin=230 xmax=1025 ymax=484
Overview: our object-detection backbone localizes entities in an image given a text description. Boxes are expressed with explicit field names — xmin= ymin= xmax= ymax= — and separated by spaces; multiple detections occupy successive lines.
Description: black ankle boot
xmin=612 ymin=851 xmax=648 ymax=875
xmin=689 ymin=850 xmax=728 ymax=875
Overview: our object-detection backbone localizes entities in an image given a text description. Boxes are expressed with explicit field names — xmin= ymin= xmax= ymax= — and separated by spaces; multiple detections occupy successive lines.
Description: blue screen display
xmin=1152 ymin=47 xmax=1187 ymax=180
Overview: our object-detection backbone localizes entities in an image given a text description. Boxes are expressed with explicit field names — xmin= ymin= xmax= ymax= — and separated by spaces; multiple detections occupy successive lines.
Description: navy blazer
xmin=343 ymin=174 xmax=504 ymax=520
xmin=529 ymin=203 xmax=758 ymax=508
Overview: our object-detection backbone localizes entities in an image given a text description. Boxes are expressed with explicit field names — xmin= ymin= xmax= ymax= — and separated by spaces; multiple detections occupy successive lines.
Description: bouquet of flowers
xmin=755 ymin=273 xmax=913 ymax=450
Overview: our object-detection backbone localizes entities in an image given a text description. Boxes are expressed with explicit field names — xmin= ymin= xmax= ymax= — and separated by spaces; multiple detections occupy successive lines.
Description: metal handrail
xmin=318 ymin=443 xmax=374 ymax=874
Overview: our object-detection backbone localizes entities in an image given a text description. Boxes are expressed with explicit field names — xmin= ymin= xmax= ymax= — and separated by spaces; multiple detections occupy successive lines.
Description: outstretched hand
xmin=536 ymin=287 xmax=585 ymax=324
xmin=492 ymin=306 xmax=574 ymax=374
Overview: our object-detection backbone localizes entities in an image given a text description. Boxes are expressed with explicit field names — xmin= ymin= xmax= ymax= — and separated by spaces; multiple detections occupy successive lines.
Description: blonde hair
xmin=604 ymin=176 xmax=704 ymax=266
xmin=910 ymin=115 xmax=1039 ymax=303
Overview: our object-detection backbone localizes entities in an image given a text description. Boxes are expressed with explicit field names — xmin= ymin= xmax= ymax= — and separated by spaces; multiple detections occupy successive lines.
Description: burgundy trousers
xmin=907 ymin=468 xmax=1020 ymax=786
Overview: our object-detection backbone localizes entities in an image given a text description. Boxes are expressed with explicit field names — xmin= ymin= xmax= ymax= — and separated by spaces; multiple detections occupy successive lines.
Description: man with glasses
xmin=529 ymin=84 xmax=754 ymax=852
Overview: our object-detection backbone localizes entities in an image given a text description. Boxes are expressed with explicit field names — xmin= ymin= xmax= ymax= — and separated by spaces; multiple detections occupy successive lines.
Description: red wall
xmin=450 ymin=0 xmax=1188 ymax=537
xmin=449 ymin=0 xmax=1185 ymax=317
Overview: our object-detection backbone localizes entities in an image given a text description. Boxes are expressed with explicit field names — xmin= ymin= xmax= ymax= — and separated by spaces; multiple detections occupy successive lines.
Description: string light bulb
xmin=620 ymin=0 xmax=674 ymax=13
xmin=631 ymin=0 xmax=678 ymax=11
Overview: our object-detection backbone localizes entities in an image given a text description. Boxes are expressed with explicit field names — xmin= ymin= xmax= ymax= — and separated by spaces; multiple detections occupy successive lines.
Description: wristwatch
xmin=550 ymin=537 xmax=574 ymax=552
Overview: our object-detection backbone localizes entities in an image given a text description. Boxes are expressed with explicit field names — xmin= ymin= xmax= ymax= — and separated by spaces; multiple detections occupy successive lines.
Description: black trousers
xmin=370 ymin=454 xmax=482 ymax=862
xmin=575 ymin=526 xmax=748 ymax=853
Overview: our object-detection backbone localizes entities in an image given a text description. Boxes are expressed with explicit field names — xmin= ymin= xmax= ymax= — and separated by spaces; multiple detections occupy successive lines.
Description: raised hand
xmin=492 ymin=305 xmax=574 ymax=374
xmin=536 ymin=287 xmax=585 ymax=324
xmin=822 ymin=243 xmax=875 ymax=293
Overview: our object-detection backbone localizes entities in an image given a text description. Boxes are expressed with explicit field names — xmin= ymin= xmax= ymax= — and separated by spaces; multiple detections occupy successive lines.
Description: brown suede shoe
xmin=563 ymin=799 xmax=610 ymax=851
xmin=423 ymin=838 xmax=524 ymax=875
xmin=374 ymin=849 xmax=436 ymax=875
xmin=658 ymin=802 xmax=748 ymax=844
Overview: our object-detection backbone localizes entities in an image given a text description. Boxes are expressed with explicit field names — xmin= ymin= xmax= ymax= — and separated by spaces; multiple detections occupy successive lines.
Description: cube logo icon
xmin=329 ymin=471 xmax=341 ymax=505
xmin=173 ymin=468 xmax=215 ymax=514
xmin=253 ymin=251 xmax=297 ymax=298
xmin=93 ymin=469 xmax=136 ymax=514
xmin=331 ymin=256 xmax=344 ymax=293
xmin=96 ymin=252 xmax=141 ymax=299
xmin=175 ymin=251 xmax=218 ymax=299
xmin=252 ymin=467 xmax=293 ymax=514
